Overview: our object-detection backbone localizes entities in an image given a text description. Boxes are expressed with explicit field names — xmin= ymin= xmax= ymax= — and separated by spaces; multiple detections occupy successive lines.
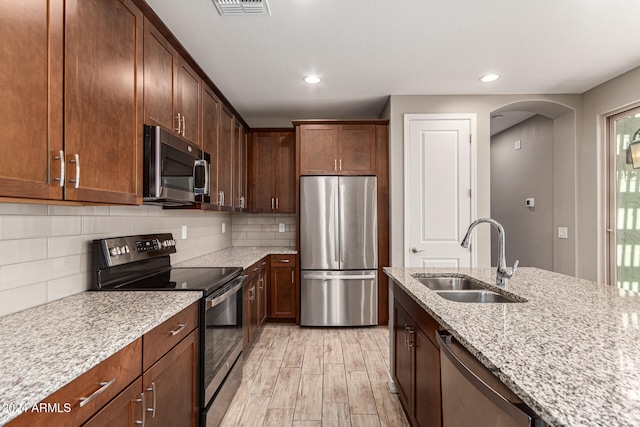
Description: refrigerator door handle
xmin=339 ymin=183 xmax=346 ymax=263
xmin=303 ymin=274 xmax=377 ymax=280
xmin=334 ymin=183 xmax=339 ymax=263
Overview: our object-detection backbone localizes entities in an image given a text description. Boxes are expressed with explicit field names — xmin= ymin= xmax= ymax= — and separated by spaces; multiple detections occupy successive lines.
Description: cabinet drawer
xmin=271 ymin=254 xmax=296 ymax=267
xmin=143 ymin=302 xmax=198 ymax=371
xmin=7 ymin=339 xmax=142 ymax=427
xmin=82 ymin=377 xmax=143 ymax=427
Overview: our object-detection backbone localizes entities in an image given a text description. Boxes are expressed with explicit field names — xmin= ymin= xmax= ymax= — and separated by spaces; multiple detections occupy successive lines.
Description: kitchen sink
xmin=436 ymin=290 xmax=520 ymax=303
xmin=412 ymin=276 xmax=487 ymax=291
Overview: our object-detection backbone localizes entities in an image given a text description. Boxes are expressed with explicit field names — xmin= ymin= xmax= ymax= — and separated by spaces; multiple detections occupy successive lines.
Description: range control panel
xmin=94 ymin=233 xmax=177 ymax=267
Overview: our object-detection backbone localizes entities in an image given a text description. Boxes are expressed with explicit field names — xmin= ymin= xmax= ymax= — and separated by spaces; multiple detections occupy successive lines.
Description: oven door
xmin=202 ymin=275 xmax=245 ymax=406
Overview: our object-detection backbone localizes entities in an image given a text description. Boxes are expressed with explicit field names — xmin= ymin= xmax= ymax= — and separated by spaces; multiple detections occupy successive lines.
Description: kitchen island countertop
xmin=384 ymin=267 xmax=640 ymax=427
xmin=0 ymin=291 xmax=201 ymax=426
xmin=176 ymin=246 xmax=296 ymax=270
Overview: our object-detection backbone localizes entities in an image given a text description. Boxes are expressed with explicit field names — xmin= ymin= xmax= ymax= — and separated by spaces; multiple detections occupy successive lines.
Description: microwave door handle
xmin=193 ymin=159 xmax=209 ymax=195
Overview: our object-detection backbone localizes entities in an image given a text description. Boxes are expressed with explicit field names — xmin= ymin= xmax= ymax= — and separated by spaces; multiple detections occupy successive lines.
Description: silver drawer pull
xmin=79 ymin=377 xmax=116 ymax=407
xmin=69 ymin=153 xmax=80 ymax=189
xmin=169 ymin=323 xmax=187 ymax=336
xmin=279 ymin=259 xmax=290 ymax=263
xmin=54 ymin=150 xmax=65 ymax=186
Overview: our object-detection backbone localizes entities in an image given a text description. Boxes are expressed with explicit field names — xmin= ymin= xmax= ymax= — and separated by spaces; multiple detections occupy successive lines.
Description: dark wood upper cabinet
xmin=201 ymin=84 xmax=220 ymax=208
xmin=217 ymin=106 xmax=234 ymax=211
xmin=143 ymin=17 xmax=200 ymax=147
xmin=64 ymin=0 xmax=142 ymax=204
xmin=249 ymin=131 xmax=295 ymax=213
xmin=298 ymin=125 xmax=338 ymax=175
xmin=0 ymin=0 xmax=64 ymax=201
xmin=338 ymin=124 xmax=377 ymax=175
xmin=233 ymin=120 xmax=248 ymax=211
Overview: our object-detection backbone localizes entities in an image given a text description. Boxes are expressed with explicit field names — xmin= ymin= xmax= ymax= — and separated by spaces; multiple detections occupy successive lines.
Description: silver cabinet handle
xmin=134 ymin=392 xmax=146 ymax=426
xmin=271 ymin=197 xmax=275 ymax=210
xmin=411 ymin=247 xmax=424 ymax=253
xmin=291 ymin=271 xmax=294 ymax=284
xmin=261 ymin=261 xmax=267 ymax=266
xmin=339 ymin=159 xmax=342 ymax=171
xmin=169 ymin=323 xmax=187 ymax=336
xmin=334 ymin=159 xmax=337 ymax=171
xmin=279 ymin=259 xmax=290 ymax=263
xmin=259 ymin=276 xmax=264 ymax=290
xmin=54 ymin=150 xmax=65 ymax=186
xmin=69 ymin=153 xmax=80 ymax=189
xmin=181 ymin=115 xmax=186 ymax=136
xmin=221 ymin=191 xmax=225 ymax=206
xmin=175 ymin=113 xmax=182 ymax=133
xmin=275 ymin=198 xmax=279 ymax=209
xmin=249 ymin=285 xmax=255 ymax=302
xmin=79 ymin=377 xmax=115 ymax=407
xmin=407 ymin=328 xmax=414 ymax=348
xmin=145 ymin=382 xmax=156 ymax=418
xmin=303 ymin=274 xmax=376 ymax=280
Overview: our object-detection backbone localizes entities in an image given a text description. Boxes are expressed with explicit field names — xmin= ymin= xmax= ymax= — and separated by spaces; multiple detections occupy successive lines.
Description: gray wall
xmin=491 ymin=115 xmax=554 ymax=270
xmin=387 ymin=94 xmax=581 ymax=269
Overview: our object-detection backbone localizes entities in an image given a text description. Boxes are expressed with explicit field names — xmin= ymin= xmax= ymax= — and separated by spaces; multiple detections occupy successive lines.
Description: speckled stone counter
xmin=176 ymin=246 xmax=297 ymax=269
xmin=0 ymin=291 xmax=201 ymax=426
xmin=384 ymin=267 xmax=640 ymax=427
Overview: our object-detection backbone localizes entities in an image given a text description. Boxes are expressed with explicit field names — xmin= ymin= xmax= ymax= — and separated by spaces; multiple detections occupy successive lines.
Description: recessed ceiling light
xmin=480 ymin=74 xmax=501 ymax=83
xmin=303 ymin=75 xmax=321 ymax=84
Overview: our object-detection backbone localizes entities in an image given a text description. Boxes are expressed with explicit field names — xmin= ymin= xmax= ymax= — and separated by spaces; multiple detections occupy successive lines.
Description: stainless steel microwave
xmin=143 ymin=125 xmax=210 ymax=206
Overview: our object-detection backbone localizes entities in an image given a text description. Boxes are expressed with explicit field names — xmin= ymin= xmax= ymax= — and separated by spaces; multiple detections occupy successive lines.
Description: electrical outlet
xmin=279 ymin=223 xmax=285 ymax=233
xmin=558 ymin=227 xmax=568 ymax=239
xmin=515 ymin=140 xmax=521 ymax=150
xmin=221 ymin=223 xmax=226 ymax=233
xmin=181 ymin=225 xmax=187 ymax=239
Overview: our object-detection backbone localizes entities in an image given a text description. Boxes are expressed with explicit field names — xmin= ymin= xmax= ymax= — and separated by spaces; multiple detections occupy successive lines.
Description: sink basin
xmin=436 ymin=290 xmax=520 ymax=303
xmin=413 ymin=276 xmax=487 ymax=291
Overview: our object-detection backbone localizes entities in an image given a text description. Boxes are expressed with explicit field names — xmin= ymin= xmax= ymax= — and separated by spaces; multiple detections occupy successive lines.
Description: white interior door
xmin=404 ymin=114 xmax=475 ymax=267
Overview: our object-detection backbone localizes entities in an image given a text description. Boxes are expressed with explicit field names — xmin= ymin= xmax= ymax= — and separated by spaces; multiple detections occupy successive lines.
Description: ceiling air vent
xmin=212 ymin=0 xmax=271 ymax=16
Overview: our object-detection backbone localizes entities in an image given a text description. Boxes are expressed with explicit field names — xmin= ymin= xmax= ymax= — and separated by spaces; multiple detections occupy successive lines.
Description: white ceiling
xmin=145 ymin=0 xmax=640 ymax=128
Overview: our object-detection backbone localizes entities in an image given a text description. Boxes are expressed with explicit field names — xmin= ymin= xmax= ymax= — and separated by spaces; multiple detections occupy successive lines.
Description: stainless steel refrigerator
xmin=300 ymin=176 xmax=377 ymax=326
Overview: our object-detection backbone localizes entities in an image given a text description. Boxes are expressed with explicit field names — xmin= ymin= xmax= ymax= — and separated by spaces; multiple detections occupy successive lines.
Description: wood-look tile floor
xmin=221 ymin=324 xmax=410 ymax=427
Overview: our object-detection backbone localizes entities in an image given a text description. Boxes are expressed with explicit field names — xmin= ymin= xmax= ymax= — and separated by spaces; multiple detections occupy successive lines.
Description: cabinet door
xmin=251 ymin=132 xmax=277 ymax=212
xmin=414 ymin=326 xmax=442 ymax=427
xmin=338 ymin=124 xmax=376 ymax=175
xmin=0 ymin=0 xmax=63 ymax=200
xmin=299 ymin=124 xmax=338 ymax=174
xmin=276 ymin=132 xmax=296 ymax=212
xmin=201 ymin=84 xmax=220 ymax=208
xmin=270 ymin=267 xmax=296 ymax=318
xmin=64 ymin=0 xmax=142 ymax=204
xmin=233 ymin=121 xmax=247 ymax=211
xmin=218 ymin=106 xmax=234 ymax=210
xmin=143 ymin=18 xmax=175 ymax=132
xmin=393 ymin=301 xmax=413 ymax=415
xmin=82 ymin=378 xmax=144 ymax=427
xmin=258 ymin=266 xmax=268 ymax=325
xmin=143 ymin=330 xmax=198 ymax=427
xmin=175 ymin=59 xmax=200 ymax=145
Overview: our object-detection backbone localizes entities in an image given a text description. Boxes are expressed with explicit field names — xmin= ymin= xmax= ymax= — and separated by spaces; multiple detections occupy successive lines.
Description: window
xmin=608 ymin=107 xmax=640 ymax=290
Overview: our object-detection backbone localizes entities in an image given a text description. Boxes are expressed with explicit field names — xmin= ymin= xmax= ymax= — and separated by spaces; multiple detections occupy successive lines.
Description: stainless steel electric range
xmin=92 ymin=233 xmax=245 ymax=427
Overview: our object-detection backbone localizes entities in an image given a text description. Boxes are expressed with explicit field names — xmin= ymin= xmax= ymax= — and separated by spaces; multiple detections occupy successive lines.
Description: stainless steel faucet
xmin=461 ymin=218 xmax=519 ymax=287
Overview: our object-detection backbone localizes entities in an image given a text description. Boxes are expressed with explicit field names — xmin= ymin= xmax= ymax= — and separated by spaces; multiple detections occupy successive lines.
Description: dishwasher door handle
xmin=436 ymin=332 xmax=533 ymax=425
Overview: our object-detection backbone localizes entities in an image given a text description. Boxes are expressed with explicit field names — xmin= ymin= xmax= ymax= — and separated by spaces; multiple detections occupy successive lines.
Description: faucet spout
xmin=461 ymin=218 xmax=518 ymax=287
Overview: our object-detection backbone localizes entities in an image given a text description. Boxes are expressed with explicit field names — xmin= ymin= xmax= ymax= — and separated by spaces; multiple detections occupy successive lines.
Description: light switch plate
xmin=181 ymin=225 xmax=187 ymax=239
xmin=279 ymin=223 xmax=285 ymax=232
xmin=515 ymin=140 xmax=521 ymax=150
xmin=222 ymin=223 xmax=226 ymax=233
xmin=558 ymin=227 xmax=568 ymax=239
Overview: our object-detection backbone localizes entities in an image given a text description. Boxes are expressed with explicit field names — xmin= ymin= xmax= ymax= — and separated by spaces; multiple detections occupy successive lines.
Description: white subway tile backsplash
xmin=0 ymin=239 xmax=48 ymax=266
xmin=231 ymin=213 xmax=297 ymax=248
xmin=0 ymin=255 xmax=82 ymax=291
xmin=0 ymin=283 xmax=48 ymax=317
xmin=50 ymin=216 xmax=82 ymax=236
xmin=47 ymin=234 xmax=106 ymax=258
xmin=109 ymin=205 xmax=150 ymax=216
xmin=0 ymin=203 xmax=48 ymax=215
xmin=82 ymin=216 xmax=132 ymax=235
xmin=47 ymin=274 xmax=90 ymax=302
xmin=2 ymin=216 xmax=52 ymax=239
xmin=48 ymin=205 xmax=110 ymax=216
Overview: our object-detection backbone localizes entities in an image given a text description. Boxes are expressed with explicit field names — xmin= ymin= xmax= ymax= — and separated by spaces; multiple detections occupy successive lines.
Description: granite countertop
xmin=176 ymin=246 xmax=297 ymax=270
xmin=384 ymin=267 xmax=640 ymax=427
xmin=0 ymin=291 xmax=201 ymax=426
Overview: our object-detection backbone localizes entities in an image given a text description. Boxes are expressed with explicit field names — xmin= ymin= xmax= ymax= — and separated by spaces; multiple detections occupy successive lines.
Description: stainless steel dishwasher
xmin=436 ymin=332 xmax=547 ymax=427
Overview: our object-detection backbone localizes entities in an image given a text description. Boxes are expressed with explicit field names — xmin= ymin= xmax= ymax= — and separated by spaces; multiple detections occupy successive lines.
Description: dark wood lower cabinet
xmin=269 ymin=255 xmax=297 ymax=320
xmin=143 ymin=329 xmax=198 ymax=427
xmin=82 ymin=378 xmax=144 ymax=427
xmin=393 ymin=282 xmax=442 ymax=427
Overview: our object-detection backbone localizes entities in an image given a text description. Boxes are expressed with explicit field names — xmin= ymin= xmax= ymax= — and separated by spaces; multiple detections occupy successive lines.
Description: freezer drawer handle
xmin=303 ymin=274 xmax=376 ymax=280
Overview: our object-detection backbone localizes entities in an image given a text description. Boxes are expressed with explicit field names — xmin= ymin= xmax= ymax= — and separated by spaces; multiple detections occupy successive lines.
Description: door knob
xmin=411 ymin=247 xmax=424 ymax=253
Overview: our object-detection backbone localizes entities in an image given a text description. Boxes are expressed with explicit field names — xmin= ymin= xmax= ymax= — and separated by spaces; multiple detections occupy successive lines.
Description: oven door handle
xmin=206 ymin=275 xmax=247 ymax=309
